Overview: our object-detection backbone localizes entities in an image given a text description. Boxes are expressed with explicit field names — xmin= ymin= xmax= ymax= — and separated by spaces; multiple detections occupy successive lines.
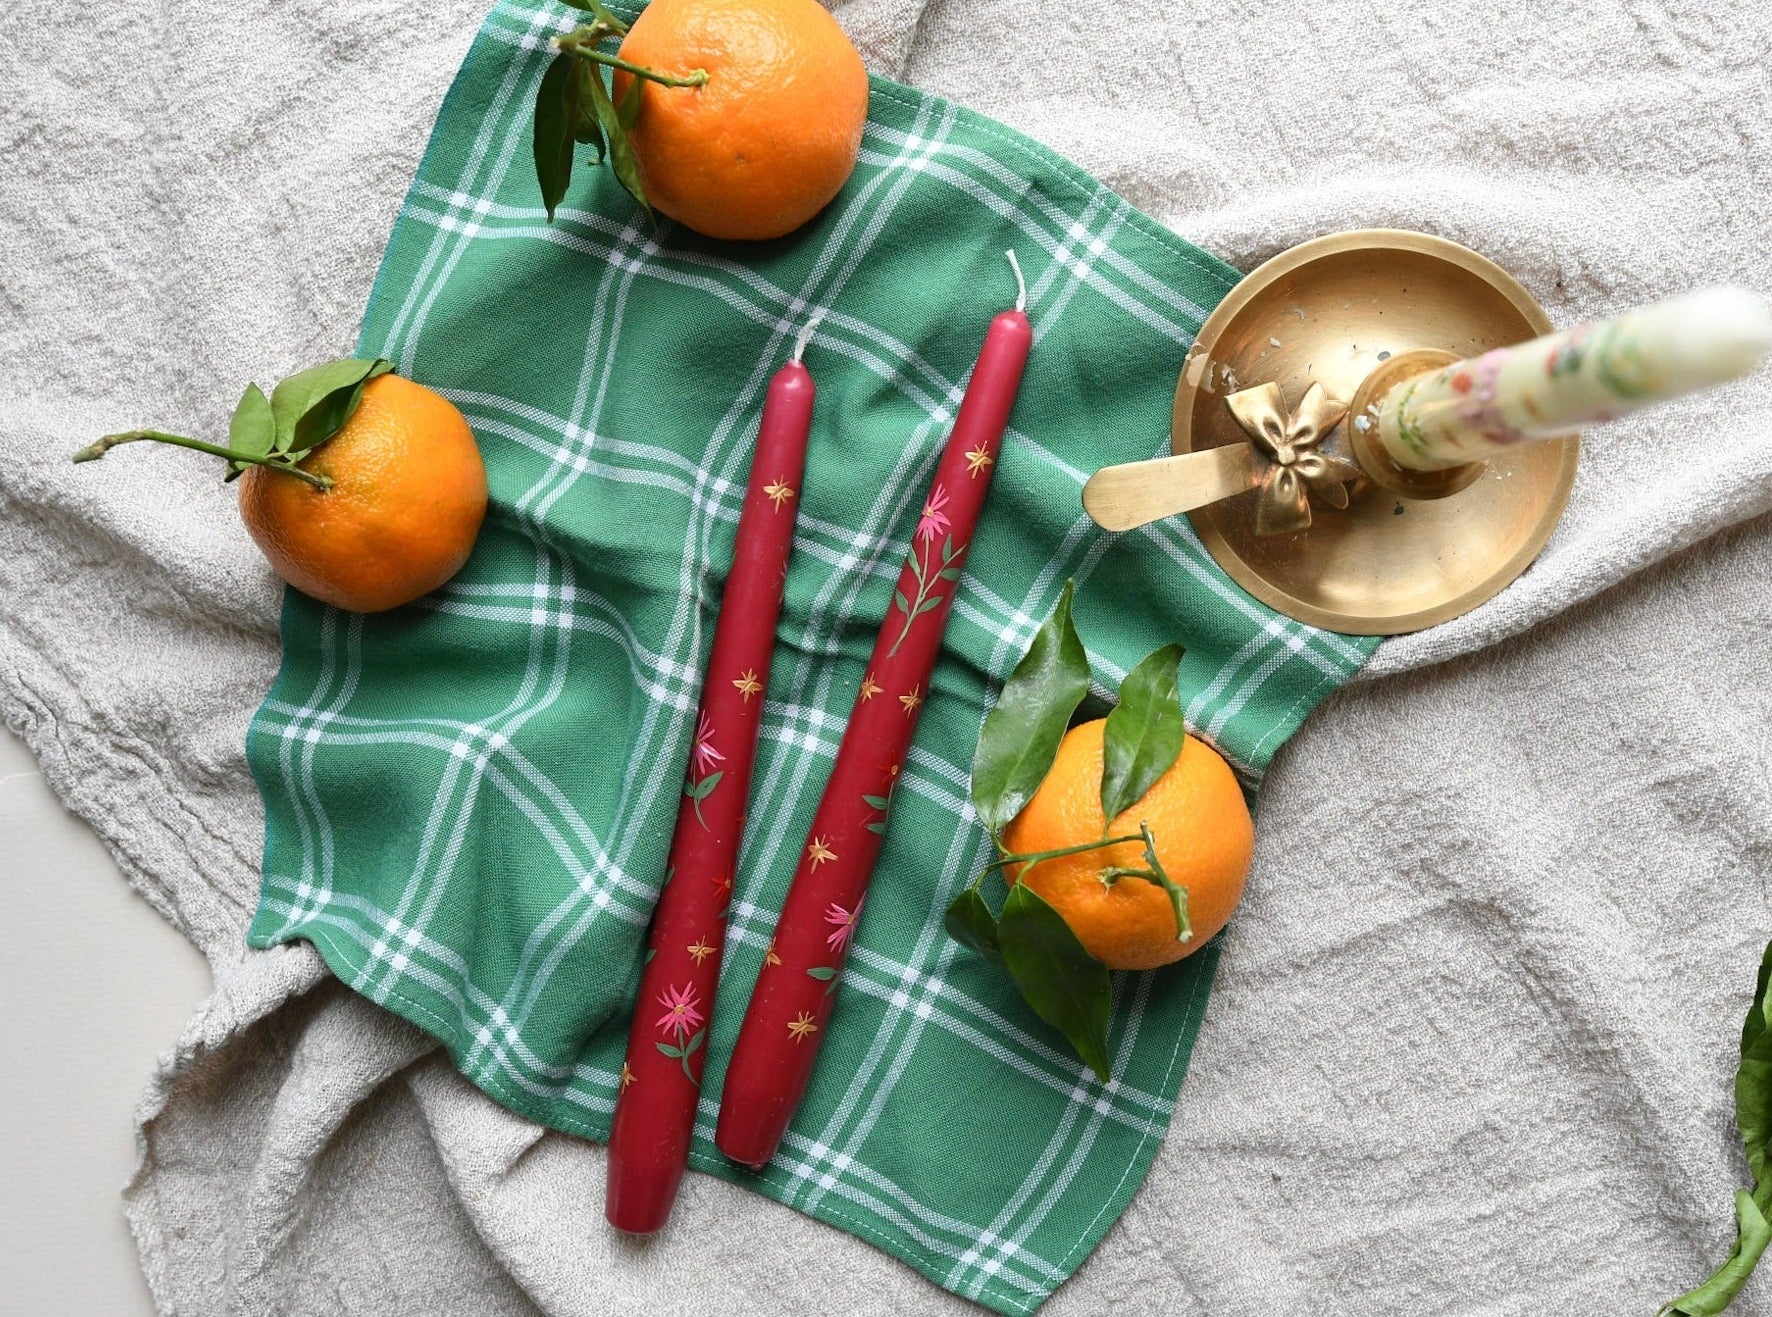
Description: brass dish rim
xmin=1171 ymin=228 xmax=1581 ymax=636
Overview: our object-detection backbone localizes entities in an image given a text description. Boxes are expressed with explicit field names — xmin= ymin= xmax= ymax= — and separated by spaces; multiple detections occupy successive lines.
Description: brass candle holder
xmin=1083 ymin=230 xmax=1579 ymax=635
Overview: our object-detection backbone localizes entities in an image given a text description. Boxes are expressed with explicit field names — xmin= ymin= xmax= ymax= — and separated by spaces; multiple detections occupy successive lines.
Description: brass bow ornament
xmin=1225 ymin=381 xmax=1363 ymax=536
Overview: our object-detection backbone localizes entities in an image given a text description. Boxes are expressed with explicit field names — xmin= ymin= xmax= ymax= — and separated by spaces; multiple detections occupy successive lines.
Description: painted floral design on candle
xmin=1378 ymin=288 xmax=1772 ymax=472
xmin=655 ymin=981 xmax=704 ymax=1035
xmin=888 ymin=490 xmax=967 ymax=656
xmin=683 ymin=711 xmax=725 ymax=825
xmin=861 ymin=772 xmax=895 ymax=836
xmin=918 ymin=484 xmax=952 ymax=541
xmin=824 ymin=900 xmax=860 ymax=954
xmin=654 ymin=982 xmax=707 ymax=1083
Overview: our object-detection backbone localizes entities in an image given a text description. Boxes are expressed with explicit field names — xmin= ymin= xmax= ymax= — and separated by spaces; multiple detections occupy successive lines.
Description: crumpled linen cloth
xmin=1 ymin=0 xmax=1769 ymax=1311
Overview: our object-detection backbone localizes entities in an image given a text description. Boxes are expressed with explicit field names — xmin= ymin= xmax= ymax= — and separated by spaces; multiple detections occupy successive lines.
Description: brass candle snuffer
xmin=1082 ymin=230 xmax=1772 ymax=635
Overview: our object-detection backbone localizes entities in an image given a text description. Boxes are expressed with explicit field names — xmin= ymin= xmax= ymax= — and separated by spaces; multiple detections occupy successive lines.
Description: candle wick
xmin=1006 ymin=249 xmax=1026 ymax=313
xmin=792 ymin=309 xmax=826 ymax=363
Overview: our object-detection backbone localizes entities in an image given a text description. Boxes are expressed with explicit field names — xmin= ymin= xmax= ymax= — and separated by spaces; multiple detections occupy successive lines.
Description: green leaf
xmin=224 ymin=382 xmax=275 ymax=480
xmin=683 ymin=1027 xmax=706 ymax=1057
xmin=571 ymin=60 xmax=606 ymax=158
xmin=1738 ymin=950 xmax=1772 ymax=1200
xmin=944 ymin=889 xmax=1002 ymax=965
xmin=865 ymin=821 xmax=887 ymax=835
xmin=583 ymin=61 xmax=651 ymax=218
xmin=684 ymin=770 xmax=722 ymax=826
xmin=269 ymin=358 xmax=391 ymax=459
xmin=938 ymin=567 xmax=963 ymax=582
xmin=617 ymin=69 xmax=643 ymax=130
xmin=558 ymin=0 xmax=630 ymax=32
xmin=913 ymin=594 xmax=945 ymax=618
xmin=1661 ymin=939 xmax=1772 ymax=1315
xmin=533 ymin=49 xmax=579 ymax=221
xmin=861 ymin=794 xmax=890 ymax=811
xmin=590 ymin=0 xmax=630 ymax=29
xmin=1100 ymin=644 xmax=1186 ymax=826
xmin=1660 ymin=1191 xmax=1772 ymax=1316
xmin=292 ymin=361 xmax=393 ymax=461
xmin=893 ymin=589 xmax=911 ymax=617
xmin=969 ymin=580 xmax=1091 ymax=835
xmin=655 ymin=1042 xmax=682 ymax=1059
xmin=998 ymin=882 xmax=1111 ymax=1080
xmin=806 ymin=966 xmax=836 ymax=981
xmin=1742 ymin=939 xmax=1772 ymax=1060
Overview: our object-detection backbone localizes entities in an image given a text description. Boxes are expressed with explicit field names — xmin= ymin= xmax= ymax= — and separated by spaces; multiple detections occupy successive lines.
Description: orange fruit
xmin=238 ymin=374 xmax=487 ymax=613
xmin=612 ymin=0 xmax=869 ymax=241
xmin=1002 ymin=719 xmax=1254 ymax=971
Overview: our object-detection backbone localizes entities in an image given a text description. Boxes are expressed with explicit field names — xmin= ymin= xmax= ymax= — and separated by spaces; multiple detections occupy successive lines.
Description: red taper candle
xmin=715 ymin=254 xmax=1033 ymax=1168
xmin=605 ymin=318 xmax=820 ymax=1233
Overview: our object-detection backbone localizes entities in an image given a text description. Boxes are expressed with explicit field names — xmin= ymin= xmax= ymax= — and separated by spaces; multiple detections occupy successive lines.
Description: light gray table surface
xmin=0 ymin=723 xmax=211 ymax=1314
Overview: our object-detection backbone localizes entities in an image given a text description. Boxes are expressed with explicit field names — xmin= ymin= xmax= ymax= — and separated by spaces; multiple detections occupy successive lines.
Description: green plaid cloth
xmin=245 ymin=3 xmax=1378 ymax=1309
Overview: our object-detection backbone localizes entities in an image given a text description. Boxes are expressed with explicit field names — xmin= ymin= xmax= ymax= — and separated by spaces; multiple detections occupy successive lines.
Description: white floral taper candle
xmin=1375 ymin=288 xmax=1772 ymax=472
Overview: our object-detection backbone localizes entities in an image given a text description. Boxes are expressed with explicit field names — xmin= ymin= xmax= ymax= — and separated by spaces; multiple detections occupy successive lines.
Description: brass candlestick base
xmin=1165 ymin=230 xmax=1577 ymax=635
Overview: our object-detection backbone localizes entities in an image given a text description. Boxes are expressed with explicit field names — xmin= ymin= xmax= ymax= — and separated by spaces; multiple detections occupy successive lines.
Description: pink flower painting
xmin=917 ymin=484 xmax=951 ymax=543
xmin=655 ymin=982 xmax=704 ymax=1039
xmin=692 ymin=711 xmax=724 ymax=777
xmin=825 ymin=901 xmax=861 ymax=954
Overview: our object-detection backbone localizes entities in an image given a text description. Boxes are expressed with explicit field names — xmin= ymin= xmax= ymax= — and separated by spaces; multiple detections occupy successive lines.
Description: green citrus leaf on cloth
xmin=223 ymin=381 xmax=275 ymax=481
xmin=572 ymin=60 xmax=607 ymax=158
xmin=582 ymin=62 xmax=650 ymax=219
xmin=970 ymin=580 xmax=1090 ymax=835
xmin=944 ymin=889 xmax=1002 ymax=965
xmin=1100 ymin=643 xmax=1185 ymax=826
xmin=1661 ymin=939 xmax=1772 ymax=1316
xmin=1660 ymin=1192 xmax=1772 ymax=1316
xmin=1739 ymin=942 xmax=1772 ymax=1195
xmin=533 ymin=49 xmax=580 ymax=220
xmin=998 ymin=882 xmax=1111 ymax=1080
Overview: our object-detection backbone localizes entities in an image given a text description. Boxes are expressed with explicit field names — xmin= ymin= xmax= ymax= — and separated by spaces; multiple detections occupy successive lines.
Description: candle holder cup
xmin=1084 ymin=230 xmax=1580 ymax=635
